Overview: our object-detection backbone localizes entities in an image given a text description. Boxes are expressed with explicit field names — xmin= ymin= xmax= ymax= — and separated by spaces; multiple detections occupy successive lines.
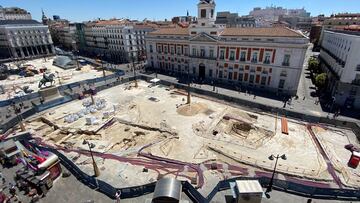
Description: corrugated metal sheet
xmin=153 ymin=178 xmax=182 ymax=201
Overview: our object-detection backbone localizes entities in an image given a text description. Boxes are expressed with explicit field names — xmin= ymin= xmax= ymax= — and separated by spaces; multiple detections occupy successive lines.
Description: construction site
xmin=18 ymin=80 xmax=360 ymax=192
xmin=0 ymin=57 xmax=110 ymax=101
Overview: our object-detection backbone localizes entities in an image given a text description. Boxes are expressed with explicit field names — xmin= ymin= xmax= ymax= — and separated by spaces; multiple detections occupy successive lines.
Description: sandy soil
xmin=22 ymin=80 xmax=359 ymax=188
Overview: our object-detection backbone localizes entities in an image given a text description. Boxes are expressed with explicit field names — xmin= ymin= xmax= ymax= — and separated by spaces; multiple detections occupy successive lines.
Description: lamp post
xmin=100 ymin=54 xmax=106 ymax=79
xmin=265 ymin=154 xmax=287 ymax=198
xmin=75 ymin=50 xmax=80 ymax=70
xmin=11 ymin=101 xmax=26 ymax=132
xmin=187 ymin=66 xmax=191 ymax=104
xmin=83 ymin=140 xmax=100 ymax=177
xmin=97 ymin=54 xmax=106 ymax=83
xmin=55 ymin=71 xmax=62 ymax=86
xmin=131 ymin=51 xmax=138 ymax=88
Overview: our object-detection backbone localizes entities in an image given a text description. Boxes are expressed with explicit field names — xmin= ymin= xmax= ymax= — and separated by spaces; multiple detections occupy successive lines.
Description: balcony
xmin=240 ymin=58 xmax=246 ymax=62
xmin=190 ymin=54 xmax=217 ymax=60
xmin=263 ymin=60 xmax=270 ymax=64
xmin=251 ymin=59 xmax=258 ymax=63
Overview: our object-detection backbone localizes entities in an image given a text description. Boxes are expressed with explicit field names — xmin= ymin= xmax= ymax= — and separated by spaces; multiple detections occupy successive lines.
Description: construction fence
xmin=1 ymin=74 xmax=360 ymax=202
xmin=0 ymin=71 xmax=127 ymax=133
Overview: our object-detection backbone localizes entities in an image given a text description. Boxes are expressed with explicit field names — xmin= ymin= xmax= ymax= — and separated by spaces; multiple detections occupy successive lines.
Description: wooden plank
xmin=281 ymin=117 xmax=289 ymax=135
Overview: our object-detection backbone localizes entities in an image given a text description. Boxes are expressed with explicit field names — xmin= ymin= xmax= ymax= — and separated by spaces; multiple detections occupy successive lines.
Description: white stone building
xmin=0 ymin=20 xmax=54 ymax=60
xmin=145 ymin=0 xmax=309 ymax=96
xmin=319 ymin=29 xmax=360 ymax=109
xmin=0 ymin=6 xmax=32 ymax=21
xmin=83 ymin=20 xmax=155 ymax=63
xmin=51 ymin=23 xmax=77 ymax=50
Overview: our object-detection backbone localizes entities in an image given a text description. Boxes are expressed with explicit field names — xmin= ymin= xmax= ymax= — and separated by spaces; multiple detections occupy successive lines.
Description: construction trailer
xmin=230 ymin=180 xmax=264 ymax=203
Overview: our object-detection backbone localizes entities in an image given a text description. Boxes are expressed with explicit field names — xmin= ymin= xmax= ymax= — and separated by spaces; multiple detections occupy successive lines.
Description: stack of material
xmin=95 ymin=98 xmax=107 ymax=110
xmin=86 ymin=117 xmax=98 ymax=125
xmin=82 ymin=99 xmax=93 ymax=107
xmin=64 ymin=114 xmax=80 ymax=123
xmin=103 ymin=112 xmax=110 ymax=119
xmin=63 ymin=98 xmax=107 ymax=123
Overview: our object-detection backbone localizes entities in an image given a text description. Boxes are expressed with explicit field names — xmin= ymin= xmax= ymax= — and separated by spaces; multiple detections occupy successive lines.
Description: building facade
xmin=279 ymin=15 xmax=313 ymax=31
xmin=323 ymin=13 xmax=360 ymax=29
xmin=319 ymin=29 xmax=360 ymax=109
xmin=215 ymin=12 xmax=256 ymax=28
xmin=50 ymin=22 xmax=78 ymax=51
xmin=0 ymin=20 xmax=54 ymax=60
xmin=146 ymin=0 xmax=309 ymax=96
xmin=83 ymin=20 xmax=155 ymax=63
xmin=0 ymin=6 xmax=32 ymax=21
xmin=249 ymin=6 xmax=311 ymax=30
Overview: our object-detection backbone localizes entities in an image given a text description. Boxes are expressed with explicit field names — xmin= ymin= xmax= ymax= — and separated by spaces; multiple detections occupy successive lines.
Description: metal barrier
xmin=1 ymin=74 xmax=360 ymax=202
xmin=0 ymin=71 xmax=128 ymax=133
xmin=28 ymin=142 xmax=360 ymax=203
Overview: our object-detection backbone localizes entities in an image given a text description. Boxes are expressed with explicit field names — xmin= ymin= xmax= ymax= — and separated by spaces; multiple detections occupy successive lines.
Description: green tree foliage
xmin=315 ymin=73 xmax=327 ymax=88
xmin=308 ymin=58 xmax=320 ymax=73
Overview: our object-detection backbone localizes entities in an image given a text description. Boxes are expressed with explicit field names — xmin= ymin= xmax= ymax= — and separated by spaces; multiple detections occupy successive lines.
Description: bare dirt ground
xmin=313 ymin=126 xmax=360 ymax=188
xmin=21 ymin=80 xmax=360 ymax=189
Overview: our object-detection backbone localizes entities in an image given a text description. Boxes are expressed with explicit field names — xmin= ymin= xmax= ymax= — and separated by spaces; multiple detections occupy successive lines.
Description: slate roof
xmin=148 ymin=27 xmax=305 ymax=38
xmin=0 ymin=20 xmax=42 ymax=26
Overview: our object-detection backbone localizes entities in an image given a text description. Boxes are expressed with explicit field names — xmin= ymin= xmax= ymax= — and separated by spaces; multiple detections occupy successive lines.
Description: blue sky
xmin=1 ymin=0 xmax=359 ymax=22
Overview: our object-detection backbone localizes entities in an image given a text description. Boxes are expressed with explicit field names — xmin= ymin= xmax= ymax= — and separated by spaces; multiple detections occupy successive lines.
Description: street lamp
xmin=82 ymin=140 xmax=100 ymax=177
xmin=265 ymin=154 xmax=287 ymax=198
xmin=97 ymin=54 xmax=106 ymax=83
xmin=55 ymin=71 xmax=62 ymax=86
xmin=187 ymin=65 xmax=191 ymax=104
xmin=131 ymin=52 xmax=138 ymax=88
xmin=11 ymin=101 xmax=26 ymax=132
xmin=75 ymin=50 xmax=80 ymax=70
xmin=100 ymin=54 xmax=106 ymax=79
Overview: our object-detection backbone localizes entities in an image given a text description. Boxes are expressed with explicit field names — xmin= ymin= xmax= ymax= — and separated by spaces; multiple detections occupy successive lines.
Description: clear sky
xmin=1 ymin=0 xmax=359 ymax=22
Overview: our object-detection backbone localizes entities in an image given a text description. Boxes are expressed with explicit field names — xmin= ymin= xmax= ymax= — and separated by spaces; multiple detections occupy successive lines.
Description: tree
xmin=315 ymin=73 xmax=327 ymax=88
xmin=308 ymin=58 xmax=320 ymax=73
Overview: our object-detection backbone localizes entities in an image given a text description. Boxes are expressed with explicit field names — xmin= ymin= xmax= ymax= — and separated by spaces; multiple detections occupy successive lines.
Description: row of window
xmin=153 ymin=47 xmax=290 ymax=67
xmin=155 ymin=63 xmax=280 ymax=87
xmin=8 ymin=29 xmax=47 ymax=35
xmin=150 ymin=44 xmax=190 ymax=56
xmin=154 ymin=62 xmax=287 ymax=89
xmin=324 ymin=34 xmax=352 ymax=52
xmin=154 ymin=59 xmax=288 ymax=78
